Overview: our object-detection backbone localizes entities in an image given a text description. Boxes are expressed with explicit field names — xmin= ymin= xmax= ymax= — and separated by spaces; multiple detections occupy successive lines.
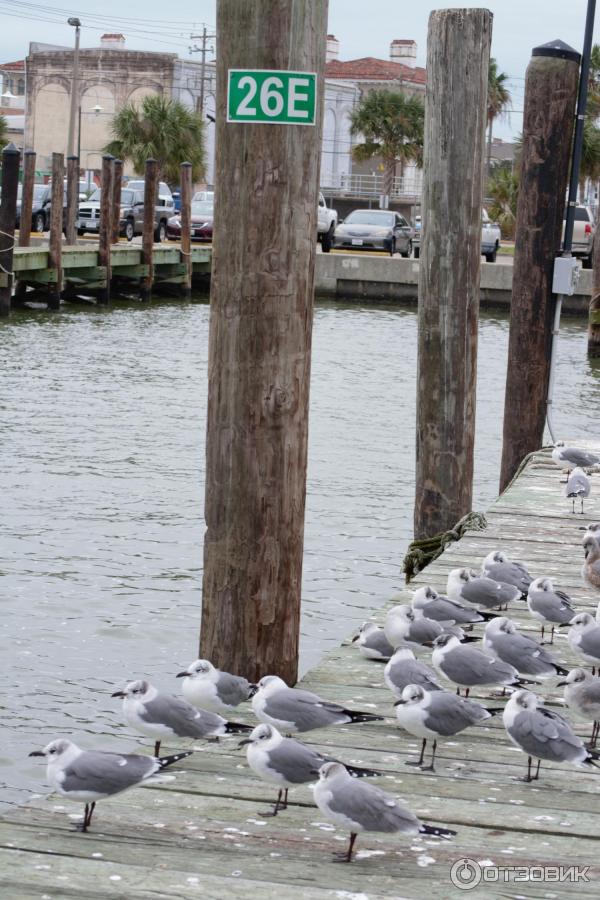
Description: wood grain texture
xmin=500 ymin=53 xmax=579 ymax=489
xmin=65 ymin=155 xmax=79 ymax=246
xmin=47 ymin=152 xmax=64 ymax=311
xmin=200 ymin=0 xmax=328 ymax=684
xmin=18 ymin=150 xmax=36 ymax=248
xmin=180 ymin=162 xmax=192 ymax=298
xmin=98 ymin=155 xmax=114 ymax=305
xmin=140 ymin=158 xmax=158 ymax=302
xmin=414 ymin=9 xmax=492 ymax=540
xmin=111 ymin=160 xmax=123 ymax=246
xmin=0 ymin=144 xmax=19 ymax=316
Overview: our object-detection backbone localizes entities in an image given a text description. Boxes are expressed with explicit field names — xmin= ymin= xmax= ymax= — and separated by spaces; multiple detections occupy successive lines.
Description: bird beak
xmin=28 ymin=750 xmax=45 ymax=757
xmin=111 ymin=690 xmax=126 ymax=698
xmin=422 ymin=641 xmax=434 ymax=648
xmin=237 ymin=739 xmax=252 ymax=748
xmin=309 ymin=769 xmax=320 ymax=775
xmin=393 ymin=699 xmax=406 ymax=706
xmin=557 ymin=681 xmax=568 ymax=687
xmin=247 ymin=685 xmax=258 ymax=698
xmin=175 ymin=671 xmax=188 ymax=678
xmin=351 ymin=634 xmax=359 ymax=642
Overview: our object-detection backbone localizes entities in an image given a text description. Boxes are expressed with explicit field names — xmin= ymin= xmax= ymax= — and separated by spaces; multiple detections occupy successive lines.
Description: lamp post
xmin=66 ymin=17 xmax=81 ymax=159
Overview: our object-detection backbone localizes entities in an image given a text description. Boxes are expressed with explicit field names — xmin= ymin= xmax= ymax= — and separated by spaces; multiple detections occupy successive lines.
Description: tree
xmin=104 ymin=94 xmax=205 ymax=185
xmin=349 ymin=89 xmax=424 ymax=199
xmin=486 ymin=58 xmax=511 ymax=180
xmin=487 ymin=163 xmax=519 ymax=239
xmin=0 ymin=115 xmax=8 ymax=147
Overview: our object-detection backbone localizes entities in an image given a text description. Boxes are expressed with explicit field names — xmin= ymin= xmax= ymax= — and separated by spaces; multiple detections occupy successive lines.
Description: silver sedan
xmin=333 ymin=209 xmax=414 ymax=256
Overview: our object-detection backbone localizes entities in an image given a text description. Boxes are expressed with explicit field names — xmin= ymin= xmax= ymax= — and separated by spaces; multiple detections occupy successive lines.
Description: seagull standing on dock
xmin=351 ymin=622 xmax=395 ymax=661
xmin=564 ymin=467 xmax=591 ymax=515
xmin=112 ymin=680 xmax=252 ymax=756
xmin=526 ymin=577 xmax=575 ymax=643
xmin=28 ymin=739 xmax=192 ymax=832
xmin=481 ymin=551 xmax=532 ymax=596
xmin=412 ymin=585 xmax=494 ymax=625
xmin=384 ymin=647 xmax=444 ymax=697
xmin=251 ymin=676 xmax=383 ymax=733
xmin=582 ymin=535 xmax=600 ymax=594
xmin=552 ymin=442 xmax=599 ymax=473
xmin=502 ymin=690 xmax=600 ymax=781
xmin=565 ymin=614 xmax=600 ymax=673
xmin=239 ymin=723 xmax=381 ymax=816
xmin=558 ymin=668 xmax=600 ymax=747
xmin=431 ymin=634 xmax=534 ymax=696
xmin=483 ymin=617 xmax=569 ymax=678
xmin=176 ymin=659 xmax=257 ymax=716
xmin=384 ymin=604 xmax=470 ymax=650
xmin=312 ymin=762 xmax=456 ymax=863
xmin=447 ymin=568 xmax=522 ymax=611
xmin=393 ymin=684 xmax=502 ymax=770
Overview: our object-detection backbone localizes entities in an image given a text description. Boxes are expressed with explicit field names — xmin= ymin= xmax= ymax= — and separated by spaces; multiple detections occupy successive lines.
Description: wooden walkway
xmin=2 ymin=447 xmax=600 ymax=898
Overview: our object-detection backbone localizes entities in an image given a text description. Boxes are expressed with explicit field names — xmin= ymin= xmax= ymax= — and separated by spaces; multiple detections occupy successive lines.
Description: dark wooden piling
xmin=499 ymin=42 xmax=580 ymax=490
xmin=414 ymin=9 xmax=492 ymax=540
xmin=98 ymin=154 xmax=114 ymax=305
xmin=47 ymin=152 xmax=64 ymax=311
xmin=588 ymin=233 xmax=600 ymax=356
xmin=180 ymin=162 xmax=192 ymax=298
xmin=200 ymin=0 xmax=327 ymax=684
xmin=140 ymin=158 xmax=158 ymax=302
xmin=18 ymin=149 xmax=36 ymax=248
xmin=111 ymin=159 xmax=123 ymax=245
xmin=65 ymin=155 xmax=79 ymax=245
xmin=0 ymin=143 xmax=21 ymax=317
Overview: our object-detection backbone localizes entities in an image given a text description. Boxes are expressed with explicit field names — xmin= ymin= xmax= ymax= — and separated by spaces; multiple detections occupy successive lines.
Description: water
xmin=1 ymin=297 xmax=599 ymax=811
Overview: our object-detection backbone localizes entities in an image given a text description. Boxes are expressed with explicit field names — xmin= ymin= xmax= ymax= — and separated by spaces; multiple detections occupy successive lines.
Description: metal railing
xmin=320 ymin=172 xmax=423 ymax=199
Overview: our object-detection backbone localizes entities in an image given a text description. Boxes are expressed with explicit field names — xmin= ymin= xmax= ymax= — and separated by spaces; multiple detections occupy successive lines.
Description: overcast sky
xmin=1 ymin=0 xmax=598 ymax=140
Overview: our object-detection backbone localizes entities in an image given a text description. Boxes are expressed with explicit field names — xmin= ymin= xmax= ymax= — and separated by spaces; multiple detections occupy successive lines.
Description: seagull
xmin=502 ymin=689 xmax=600 ymax=781
xmin=582 ymin=535 xmax=600 ymax=594
xmin=351 ymin=622 xmax=395 ymax=661
xmin=431 ymin=634 xmax=535 ymax=697
xmin=565 ymin=467 xmax=591 ymax=515
xmin=239 ymin=723 xmax=381 ymax=816
xmin=176 ymin=659 xmax=257 ymax=716
xmin=565 ymin=613 xmax=600 ymax=673
xmin=312 ymin=762 xmax=456 ymax=863
xmin=384 ymin=647 xmax=444 ymax=698
xmin=558 ymin=668 xmax=600 ymax=747
xmin=581 ymin=522 xmax=600 ymax=542
xmin=393 ymin=684 xmax=502 ymax=770
xmin=552 ymin=442 xmax=599 ymax=473
xmin=483 ymin=617 xmax=568 ymax=678
xmin=481 ymin=551 xmax=532 ymax=595
xmin=526 ymin=577 xmax=575 ymax=643
xmin=384 ymin=604 xmax=471 ymax=650
xmin=412 ymin=585 xmax=495 ymax=625
xmin=112 ymin=680 xmax=252 ymax=755
xmin=28 ymin=739 xmax=192 ymax=832
xmin=447 ymin=568 xmax=521 ymax=611
xmin=251 ymin=676 xmax=383 ymax=733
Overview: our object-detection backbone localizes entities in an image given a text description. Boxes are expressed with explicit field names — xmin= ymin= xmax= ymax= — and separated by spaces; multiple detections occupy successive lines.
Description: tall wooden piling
xmin=111 ymin=159 xmax=123 ymax=245
xmin=588 ymin=234 xmax=600 ymax=356
xmin=140 ymin=158 xmax=158 ymax=302
xmin=98 ymin=154 xmax=114 ymax=305
xmin=499 ymin=42 xmax=579 ymax=490
xmin=414 ymin=9 xmax=492 ymax=540
xmin=65 ymin=155 xmax=79 ymax=245
xmin=180 ymin=162 xmax=192 ymax=298
xmin=200 ymin=0 xmax=327 ymax=683
xmin=0 ymin=143 xmax=21 ymax=317
xmin=47 ymin=152 xmax=64 ymax=311
xmin=18 ymin=149 xmax=36 ymax=248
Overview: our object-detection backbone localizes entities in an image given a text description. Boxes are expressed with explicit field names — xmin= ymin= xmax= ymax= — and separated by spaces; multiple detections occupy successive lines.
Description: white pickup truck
xmin=413 ymin=210 xmax=501 ymax=262
xmin=317 ymin=192 xmax=338 ymax=253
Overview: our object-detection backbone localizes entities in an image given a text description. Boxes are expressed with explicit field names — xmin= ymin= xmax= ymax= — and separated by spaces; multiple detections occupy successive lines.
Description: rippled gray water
xmin=2 ymin=296 xmax=599 ymax=811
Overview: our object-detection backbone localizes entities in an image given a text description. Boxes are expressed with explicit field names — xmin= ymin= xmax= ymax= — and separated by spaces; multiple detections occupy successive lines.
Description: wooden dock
xmin=2 ymin=447 xmax=600 ymax=898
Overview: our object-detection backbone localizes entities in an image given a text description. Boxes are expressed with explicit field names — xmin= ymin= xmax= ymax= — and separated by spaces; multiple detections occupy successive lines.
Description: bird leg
xmin=420 ymin=739 xmax=438 ymax=773
xmin=260 ymin=789 xmax=284 ymax=818
xmin=78 ymin=801 xmax=96 ymax=833
xmin=465 ymin=688 xmax=470 ymax=699
xmin=154 ymin=740 xmax=161 ymax=757
xmin=533 ymin=759 xmax=541 ymax=780
xmin=405 ymin=738 xmax=427 ymax=768
xmin=521 ymin=756 xmax=534 ymax=783
xmin=333 ymin=832 xmax=358 ymax=863
xmin=455 ymin=687 xmax=461 ymax=696
xmin=591 ymin=721 xmax=600 ymax=748
xmin=581 ymin=498 xmax=585 ymax=515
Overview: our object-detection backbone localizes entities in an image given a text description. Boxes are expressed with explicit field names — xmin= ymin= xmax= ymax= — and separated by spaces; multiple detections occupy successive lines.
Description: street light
xmin=66 ymin=17 xmax=81 ymax=159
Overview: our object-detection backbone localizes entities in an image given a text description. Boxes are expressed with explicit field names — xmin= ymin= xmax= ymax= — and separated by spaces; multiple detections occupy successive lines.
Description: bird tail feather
xmin=554 ymin=665 xmax=570 ymax=677
xmin=224 ymin=722 xmax=254 ymax=733
xmin=514 ymin=678 xmax=541 ymax=687
xmin=346 ymin=764 xmax=382 ymax=778
xmin=419 ymin=823 xmax=456 ymax=839
xmin=157 ymin=751 xmax=193 ymax=768
xmin=344 ymin=710 xmax=384 ymax=724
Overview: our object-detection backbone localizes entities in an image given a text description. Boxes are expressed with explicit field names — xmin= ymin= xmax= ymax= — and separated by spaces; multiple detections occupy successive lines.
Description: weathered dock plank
xmin=2 ymin=446 xmax=600 ymax=898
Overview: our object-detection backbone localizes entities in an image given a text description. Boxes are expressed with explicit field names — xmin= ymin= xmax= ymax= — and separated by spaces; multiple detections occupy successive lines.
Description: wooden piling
xmin=200 ymin=0 xmax=327 ymax=684
xmin=140 ymin=158 xmax=158 ymax=302
xmin=180 ymin=162 xmax=192 ymax=298
xmin=47 ymin=152 xmax=64 ymax=311
xmin=0 ymin=143 xmax=21 ymax=317
xmin=18 ymin=149 xmax=36 ymax=248
xmin=499 ymin=42 xmax=580 ymax=490
xmin=65 ymin=155 xmax=79 ymax=245
xmin=414 ymin=9 xmax=492 ymax=540
xmin=588 ymin=229 xmax=600 ymax=356
xmin=98 ymin=154 xmax=114 ymax=305
xmin=111 ymin=159 xmax=123 ymax=245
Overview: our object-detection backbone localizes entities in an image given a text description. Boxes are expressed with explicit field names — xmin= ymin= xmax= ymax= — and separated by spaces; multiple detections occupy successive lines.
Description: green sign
xmin=227 ymin=69 xmax=317 ymax=125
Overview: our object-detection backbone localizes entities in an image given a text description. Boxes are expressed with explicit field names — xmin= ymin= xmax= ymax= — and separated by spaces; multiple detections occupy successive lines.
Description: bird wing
xmin=364 ymin=629 xmax=395 ymax=658
xmin=579 ymin=629 xmax=600 ymax=659
xmin=491 ymin=632 xmax=555 ymax=673
xmin=61 ymin=751 xmax=157 ymax=796
xmin=563 ymin=448 xmax=599 ymax=467
xmin=442 ymin=646 xmax=515 ymax=685
xmin=387 ymin=659 xmax=443 ymax=692
xmin=327 ymin=778 xmax=420 ymax=834
xmin=267 ymin=740 xmax=325 ymax=784
xmin=216 ymin=672 xmax=251 ymax=707
xmin=266 ymin=689 xmax=345 ymax=730
xmin=510 ymin=709 xmax=584 ymax=761
xmin=141 ymin=694 xmax=224 ymax=737
xmin=427 ymin=693 xmax=487 ymax=734
xmin=426 ymin=598 xmax=480 ymax=624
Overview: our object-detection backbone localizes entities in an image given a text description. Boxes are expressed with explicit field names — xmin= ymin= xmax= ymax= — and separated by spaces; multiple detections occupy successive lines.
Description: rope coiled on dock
xmin=402 ymin=510 xmax=488 ymax=583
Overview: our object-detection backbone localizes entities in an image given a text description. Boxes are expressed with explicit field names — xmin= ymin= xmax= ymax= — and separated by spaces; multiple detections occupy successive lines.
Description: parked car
xmin=562 ymin=205 xmax=595 ymax=268
xmin=317 ymin=191 xmax=338 ymax=252
xmin=125 ymin=180 xmax=174 ymax=212
xmin=77 ymin=187 xmax=170 ymax=242
xmin=16 ymin=183 xmax=53 ymax=232
xmin=412 ymin=210 xmax=501 ymax=262
xmin=333 ymin=209 xmax=413 ymax=256
xmin=193 ymin=190 xmax=214 ymax=203
xmin=167 ymin=199 xmax=214 ymax=242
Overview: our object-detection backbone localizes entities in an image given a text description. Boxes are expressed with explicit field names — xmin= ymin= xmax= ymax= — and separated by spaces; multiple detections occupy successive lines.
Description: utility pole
xmin=189 ymin=25 xmax=215 ymax=117
xmin=67 ymin=17 xmax=82 ymax=158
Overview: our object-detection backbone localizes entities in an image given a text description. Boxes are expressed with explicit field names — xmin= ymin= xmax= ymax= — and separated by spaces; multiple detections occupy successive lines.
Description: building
xmin=0 ymin=59 xmax=26 ymax=144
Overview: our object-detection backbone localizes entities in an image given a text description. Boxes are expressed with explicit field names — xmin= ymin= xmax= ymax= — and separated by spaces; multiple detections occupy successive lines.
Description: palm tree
xmin=104 ymin=94 xmax=205 ymax=185
xmin=0 ymin=115 xmax=8 ymax=147
xmin=487 ymin=164 xmax=519 ymax=240
xmin=486 ymin=59 xmax=511 ymax=180
xmin=349 ymin=89 xmax=424 ymax=199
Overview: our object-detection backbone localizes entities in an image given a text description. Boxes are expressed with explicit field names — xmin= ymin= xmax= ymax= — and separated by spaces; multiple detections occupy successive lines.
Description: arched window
xmin=17 ymin=78 xmax=25 ymax=96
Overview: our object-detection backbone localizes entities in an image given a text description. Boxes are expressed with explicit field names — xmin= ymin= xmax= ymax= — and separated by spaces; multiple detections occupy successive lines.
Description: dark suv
xmin=77 ymin=187 xmax=170 ymax=242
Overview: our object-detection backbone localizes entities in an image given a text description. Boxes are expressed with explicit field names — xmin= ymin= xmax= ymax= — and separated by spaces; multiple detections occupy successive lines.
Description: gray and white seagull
xmin=412 ymin=585 xmax=495 ymax=626
xmin=112 ymin=679 xmax=252 ymax=756
xmin=552 ymin=442 xmax=599 ymax=473
xmin=384 ymin=647 xmax=444 ymax=698
xmin=176 ymin=659 xmax=257 ymax=716
xmin=559 ymin=668 xmax=600 ymax=747
xmin=29 ymin=739 xmax=191 ymax=832
xmin=565 ymin=467 xmax=591 ymax=515
xmin=447 ymin=568 xmax=521 ymax=611
xmin=431 ymin=634 xmax=535 ymax=696
xmin=483 ymin=617 xmax=568 ymax=678
xmin=526 ymin=577 xmax=575 ymax=643
xmin=565 ymin=613 xmax=600 ymax=672
xmin=481 ymin=551 xmax=532 ymax=595
xmin=351 ymin=622 xmax=395 ymax=661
